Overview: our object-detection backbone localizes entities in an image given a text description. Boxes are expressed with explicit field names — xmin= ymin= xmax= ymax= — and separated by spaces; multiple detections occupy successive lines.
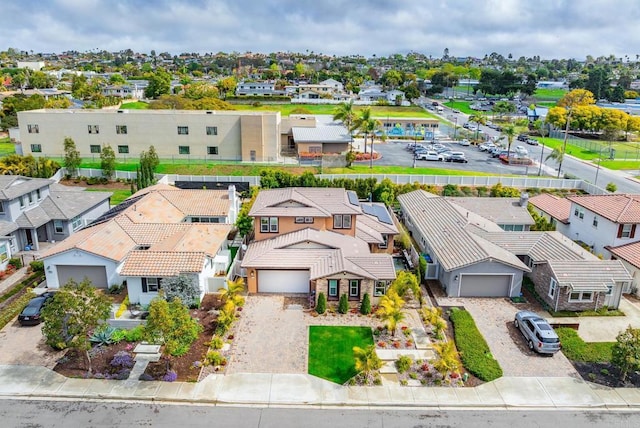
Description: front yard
xmin=308 ymin=326 xmax=373 ymax=384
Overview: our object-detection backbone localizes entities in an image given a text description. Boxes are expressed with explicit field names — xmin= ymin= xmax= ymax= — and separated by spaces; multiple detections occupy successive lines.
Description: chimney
xmin=519 ymin=192 xmax=529 ymax=207
xmin=228 ymin=185 xmax=238 ymax=223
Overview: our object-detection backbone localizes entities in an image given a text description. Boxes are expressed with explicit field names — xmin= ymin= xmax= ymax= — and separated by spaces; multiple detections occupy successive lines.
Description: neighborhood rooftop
xmin=447 ymin=197 xmax=534 ymax=226
xmin=567 ymin=194 xmax=640 ymax=223
xmin=528 ymin=193 xmax=572 ymax=224
xmin=249 ymin=187 xmax=362 ymax=217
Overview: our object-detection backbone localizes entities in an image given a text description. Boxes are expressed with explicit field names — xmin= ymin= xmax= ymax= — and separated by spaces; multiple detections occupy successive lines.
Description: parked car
xmin=526 ymin=138 xmax=539 ymax=146
xmin=514 ymin=311 xmax=561 ymax=355
xmin=517 ymin=133 xmax=529 ymax=142
xmin=458 ymin=139 xmax=471 ymax=146
xmin=445 ymin=151 xmax=467 ymax=163
xmin=479 ymin=142 xmax=496 ymax=152
xmin=514 ymin=145 xmax=529 ymax=156
xmin=18 ymin=292 xmax=56 ymax=326
xmin=416 ymin=151 xmax=444 ymax=161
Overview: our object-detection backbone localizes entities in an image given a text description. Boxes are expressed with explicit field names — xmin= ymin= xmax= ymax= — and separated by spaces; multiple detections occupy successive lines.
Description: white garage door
xmin=257 ymin=270 xmax=310 ymax=293
xmin=56 ymin=265 xmax=108 ymax=288
xmin=459 ymin=274 xmax=512 ymax=297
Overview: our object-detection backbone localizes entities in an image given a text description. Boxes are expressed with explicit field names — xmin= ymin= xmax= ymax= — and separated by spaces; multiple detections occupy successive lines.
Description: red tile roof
xmin=528 ymin=193 xmax=571 ymax=224
xmin=608 ymin=241 xmax=640 ymax=269
xmin=567 ymin=194 xmax=640 ymax=224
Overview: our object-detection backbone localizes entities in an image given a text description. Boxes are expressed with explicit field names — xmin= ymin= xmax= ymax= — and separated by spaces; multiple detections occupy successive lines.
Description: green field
xmin=308 ymin=326 xmax=374 ymax=384
xmin=232 ymin=103 xmax=437 ymax=118
xmin=119 ymin=101 xmax=149 ymax=109
xmin=0 ymin=137 xmax=15 ymax=155
xmin=86 ymin=188 xmax=132 ymax=205
xmin=537 ymin=137 xmax=640 ymax=168
xmin=534 ymin=88 xmax=567 ymax=101
xmin=443 ymin=100 xmax=475 ymax=115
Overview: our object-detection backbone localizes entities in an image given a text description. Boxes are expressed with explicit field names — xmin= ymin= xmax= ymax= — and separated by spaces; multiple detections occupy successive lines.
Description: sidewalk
xmin=0 ymin=365 xmax=639 ymax=409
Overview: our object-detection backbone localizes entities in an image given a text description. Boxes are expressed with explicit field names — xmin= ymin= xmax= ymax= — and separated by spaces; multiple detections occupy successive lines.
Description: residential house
xmin=528 ymin=193 xmax=571 ymax=235
xmin=446 ymin=195 xmax=535 ymax=231
xmin=39 ymin=185 xmax=240 ymax=305
xmin=0 ymin=176 xmax=111 ymax=270
xmin=608 ymin=241 xmax=640 ymax=294
xmin=235 ymin=81 xmax=285 ymax=97
xmin=102 ymin=84 xmax=144 ymax=99
xmin=241 ymin=188 xmax=397 ymax=305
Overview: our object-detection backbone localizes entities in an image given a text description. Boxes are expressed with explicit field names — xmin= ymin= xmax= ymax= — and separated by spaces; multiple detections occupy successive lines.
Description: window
xmin=374 ymin=281 xmax=389 ymax=297
xmin=71 ymin=215 xmax=83 ymax=231
xmin=569 ymin=291 xmax=593 ymax=302
xmin=116 ymin=125 xmax=127 ymax=134
xmin=206 ymin=126 xmax=218 ymax=136
xmin=295 ymin=217 xmax=314 ymax=224
xmin=36 ymin=189 xmax=41 ymax=200
xmin=260 ymin=217 xmax=278 ymax=233
xmin=142 ymin=277 xmax=162 ymax=293
xmin=207 ymin=146 xmax=218 ymax=155
xmin=379 ymin=234 xmax=389 ymax=249
xmin=606 ymin=285 xmax=613 ymax=296
xmin=592 ymin=217 xmax=598 ymax=228
xmin=19 ymin=196 xmax=25 ymax=209
xmin=118 ymin=145 xmax=129 ymax=154
xmin=349 ymin=279 xmax=360 ymax=299
xmin=177 ymin=126 xmax=189 ymax=135
xmin=328 ymin=279 xmax=338 ymax=298
xmin=621 ymin=224 xmax=633 ymax=238
xmin=27 ymin=192 xmax=33 ymax=204
xmin=30 ymin=144 xmax=42 ymax=153
xmin=90 ymin=145 xmax=101 ymax=154
xmin=574 ymin=207 xmax=584 ymax=219
xmin=27 ymin=124 xmax=39 ymax=134
xmin=179 ymin=146 xmax=190 ymax=155
xmin=0 ymin=243 xmax=7 ymax=262
xmin=333 ymin=214 xmax=352 ymax=229
xmin=88 ymin=125 xmax=99 ymax=134
xmin=250 ymin=150 xmax=256 ymax=161
xmin=548 ymin=278 xmax=557 ymax=299
xmin=54 ymin=220 xmax=64 ymax=234
xmin=0 ymin=202 xmax=4 ymax=214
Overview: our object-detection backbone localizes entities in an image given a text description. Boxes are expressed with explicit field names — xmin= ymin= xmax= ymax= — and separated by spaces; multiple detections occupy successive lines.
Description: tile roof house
xmin=40 ymin=184 xmax=239 ymax=305
xmin=0 ymin=176 xmax=111 ymax=272
xmin=241 ymin=188 xmax=397 ymax=305
xmin=398 ymin=190 xmax=632 ymax=310
xmin=528 ymin=193 xmax=572 ymax=235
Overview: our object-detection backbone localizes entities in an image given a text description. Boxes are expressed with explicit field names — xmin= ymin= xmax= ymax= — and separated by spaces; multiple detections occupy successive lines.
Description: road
xmin=1 ymin=398 xmax=639 ymax=428
xmin=423 ymin=102 xmax=640 ymax=193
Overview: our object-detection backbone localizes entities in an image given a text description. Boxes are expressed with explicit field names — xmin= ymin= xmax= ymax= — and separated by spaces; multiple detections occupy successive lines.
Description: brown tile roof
xmin=119 ymin=251 xmax=206 ymax=276
xmin=567 ymin=194 xmax=640 ymax=224
xmin=528 ymin=193 xmax=571 ymax=224
xmin=250 ymin=187 xmax=361 ymax=218
xmin=608 ymin=241 xmax=640 ymax=269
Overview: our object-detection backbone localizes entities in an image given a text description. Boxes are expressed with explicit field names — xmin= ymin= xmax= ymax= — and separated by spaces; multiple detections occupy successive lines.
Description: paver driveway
xmin=437 ymin=297 xmax=579 ymax=378
xmin=0 ymin=319 xmax=64 ymax=368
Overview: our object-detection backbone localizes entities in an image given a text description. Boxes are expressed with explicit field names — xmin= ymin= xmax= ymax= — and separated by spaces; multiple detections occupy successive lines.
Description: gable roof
xmin=250 ymin=187 xmax=362 ymax=218
xmin=547 ymin=260 xmax=632 ymax=285
xmin=477 ymin=231 xmax=597 ymax=262
xmin=242 ymin=228 xmax=395 ymax=280
xmin=397 ymin=190 xmax=529 ymax=272
xmin=0 ymin=176 xmax=52 ymax=200
xmin=608 ymin=241 xmax=640 ymax=269
xmin=529 ymin=193 xmax=571 ymax=224
xmin=567 ymin=194 xmax=640 ymax=224
xmin=447 ymin=197 xmax=534 ymax=226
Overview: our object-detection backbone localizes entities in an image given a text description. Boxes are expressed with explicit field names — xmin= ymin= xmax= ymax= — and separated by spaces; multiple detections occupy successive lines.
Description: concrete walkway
xmin=0 ymin=365 xmax=639 ymax=409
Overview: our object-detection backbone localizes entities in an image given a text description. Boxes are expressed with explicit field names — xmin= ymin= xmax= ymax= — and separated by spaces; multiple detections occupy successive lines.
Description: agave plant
xmin=89 ymin=325 xmax=117 ymax=346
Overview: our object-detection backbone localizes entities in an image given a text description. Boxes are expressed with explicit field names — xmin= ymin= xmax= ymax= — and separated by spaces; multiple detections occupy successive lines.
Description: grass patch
xmin=86 ymin=188 xmax=132 ymax=206
xmin=308 ymin=325 xmax=373 ymax=384
xmin=119 ymin=101 xmax=149 ymax=109
xmin=233 ymin=103 xmax=437 ymax=118
xmin=443 ymin=100 xmax=475 ymax=115
xmin=600 ymin=160 xmax=640 ymax=171
xmin=449 ymin=308 xmax=503 ymax=381
xmin=556 ymin=328 xmax=613 ymax=362
xmin=534 ymin=88 xmax=567 ymax=101
xmin=0 ymin=137 xmax=15 ymax=155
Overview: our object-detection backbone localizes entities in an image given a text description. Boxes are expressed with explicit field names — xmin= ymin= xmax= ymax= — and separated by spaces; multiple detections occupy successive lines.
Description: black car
xmin=517 ymin=134 xmax=529 ymax=142
xmin=446 ymin=154 xmax=468 ymax=163
xmin=18 ymin=292 xmax=55 ymax=326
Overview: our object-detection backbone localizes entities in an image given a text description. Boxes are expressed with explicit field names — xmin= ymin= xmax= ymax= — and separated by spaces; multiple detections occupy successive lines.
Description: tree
xmin=100 ymin=144 xmax=116 ymax=179
xmin=216 ymin=76 xmax=237 ymax=100
xmin=218 ymin=277 xmax=245 ymax=307
xmin=376 ymin=288 xmax=405 ymax=336
xmin=492 ymin=101 xmax=516 ymax=118
xmin=390 ymin=271 xmax=421 ymax=305
xmin=606 ymin=182 xmax=618 ymax=193
xmin=502 ymin=124 xmax=517 ymax=161
xmin=144 ymin=68 xmax=171 ymax=99
xmin=468 ymin=113 xmax=487 ymax=141
xmin=546 ymin=146 xmax=565 ymax=174
xmin=402 ymin=82 xmax=420 ymax=102
xmin=41 ymin=278 xmax=112 ymax=373
xmin=184 ymin=81 xmax=219 ymax=100
xmin=144 ymin=297 xmax=203 ymax=357
xmin=555 ymin=89 xmax=596 ymax=177
xmin=338 ymin=293 xmax=349 ymax=314
xmin=315 ymin=292 xmax=327 ymax=314
xmin=63 ymin=137 xmax=81 ymax=178
xmin=161 ymin=274 xmax=200 ymax=308
xmin=360 ymin=293 xmax=371 ymax=315
xmin=432 ymin=340 xmax=460 ymax=376
xmin=332 ymin=100 xmax=356 ymax=133
xmin=352 ymin=345 xmax=382 ymax=384
xmin=353 ymin=107 xmax=381 ymax=156
xmin=612 ymin=325 xmax=640 ymax=382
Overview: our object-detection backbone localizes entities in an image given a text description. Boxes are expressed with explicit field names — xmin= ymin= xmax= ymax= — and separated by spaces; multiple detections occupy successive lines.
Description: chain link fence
xmin=549 ymin=130 xmax=640 ymax=160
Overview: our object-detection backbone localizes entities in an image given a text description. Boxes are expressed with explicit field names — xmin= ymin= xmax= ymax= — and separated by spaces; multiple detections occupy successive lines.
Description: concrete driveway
xmin=436 ymin=296 xmax=579 ymax=378
xmin=0 ymin=318 xmax=64 ymax=368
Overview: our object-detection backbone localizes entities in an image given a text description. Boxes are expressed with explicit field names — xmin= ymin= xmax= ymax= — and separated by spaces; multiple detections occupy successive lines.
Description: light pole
xmin=538 ymin=140 xmax=545 ymax=176
xmin=453 ymin=117 xmax=458 ymax=140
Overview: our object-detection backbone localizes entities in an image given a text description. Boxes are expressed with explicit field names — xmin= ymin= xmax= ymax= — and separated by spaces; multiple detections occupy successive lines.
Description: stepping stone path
xmin=129 ymin=343 xmax=161 ymax=380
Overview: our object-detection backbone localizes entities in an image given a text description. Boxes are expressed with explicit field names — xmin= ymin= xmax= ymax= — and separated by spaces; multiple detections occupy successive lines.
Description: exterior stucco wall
xmin=43 ymin=250 xmax=119 ymax=289
xmin=441 ymin=261 xmax=523 ymax=298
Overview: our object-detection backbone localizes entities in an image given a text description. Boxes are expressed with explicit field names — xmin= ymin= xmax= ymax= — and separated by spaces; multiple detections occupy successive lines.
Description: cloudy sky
xmin=4 ymin=0 xmax=640 ymax=59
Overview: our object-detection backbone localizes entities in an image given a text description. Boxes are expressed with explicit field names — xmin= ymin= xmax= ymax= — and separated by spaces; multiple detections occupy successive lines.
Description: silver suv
xmin=514 ymin=311 xmax=561 ymax=355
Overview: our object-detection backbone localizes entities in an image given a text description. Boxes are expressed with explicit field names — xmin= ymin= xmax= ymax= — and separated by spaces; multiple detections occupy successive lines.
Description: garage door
xmin=459 ymin=274 xmax=511 ymax=297
xmin=56 ymin=265 xmax=108 ymax=288
xmin=257 ymin=270 xmax=310 ymax=293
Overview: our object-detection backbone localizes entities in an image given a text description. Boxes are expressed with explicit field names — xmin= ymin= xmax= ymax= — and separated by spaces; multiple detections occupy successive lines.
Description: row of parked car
xmin=478 ymin=141 xmax=529 ymax=160
xmin=518 ymin=133 xmax=540 ymax=146
xmin=407 ymin=142 xmax=468 ymax=163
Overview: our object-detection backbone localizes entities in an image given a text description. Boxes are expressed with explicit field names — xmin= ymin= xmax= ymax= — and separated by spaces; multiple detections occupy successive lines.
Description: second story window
xmin=27 ymin=124 xmax=39 ymax=134
xmin=19 ymin=196 xmax=25 ymax=209
xmin=88 ymin=125 xmax=99 ymax=134
xmin=333 ymin=214 xmax=352 ymax=229
xmin=573 ymin=207 xmax=584 ymax=219
xmin=116 ymin=125 xmax=128 ymax=134
xmin=71 ymin=215 xmax=83 ymax=231
xmin=28 ymin=192 xmax=33 ymax=204
xmin=206 ymin=126 xmax=218 ymax=135
xmin=619 ymin=224 xmax=635 ymax=239
xmin=54 ymin=220 xmax=64 ymax=234
xmin=36 ymin=189 xmax=41 ymax=200
xmin=177 ymin=126 xmax=189 ymax=135
xmin=260 ymin=217 xmax=278 ymax=233
xmin=0 ymin=201 xmax=4 ymax=214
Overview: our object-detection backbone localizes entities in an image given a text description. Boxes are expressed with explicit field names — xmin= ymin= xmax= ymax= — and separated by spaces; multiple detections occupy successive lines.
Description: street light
xmin=453 ymin=117 xmax=458 ymax=140
xmin=538 ymin=140 xmax=545 ymax=176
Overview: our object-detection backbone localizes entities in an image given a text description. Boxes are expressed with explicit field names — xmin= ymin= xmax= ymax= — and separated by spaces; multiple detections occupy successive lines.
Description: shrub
xmin=449 ymin=308 xmax=503 ymax=382
xmin=556 ymin=328 xmax=613 ymax=362
xmin=110 ymin=329 xmax=126 ymax=343
xmin=123 ymin=325 xmax=145 ymax=342
xmin=316 ymin=292 xmax=326 ymax=314
xmin=162 ymin=370 xmax=178 ymax=382
xmin=205 ymin=350 xmax=226 ymax=366
xmin=90 ymin=325 xmax=118 ymax=346
xmin=606 ymin=182 xmax=617 ymax=193
xmin=8 ymin=257 xmax=22 ymax=269
xmin=110 ymin=351 xmax=134 ymax=369
xmin=115 ymin=296 xmax=129 ymax=318
xmin=29 ymin=260 xmax=44 ymax=272
xmin=108 ymin=283 xmax=123 ymax=294
xmin=338 ymin=294 xmax=349 ymax=314
xmin=360 ymin=293 xmax=371 ymax=315
xmin=395 ymin=355 xmax=413 ymax=374
xmin=209 ymin=335 xmax=224 ymax=350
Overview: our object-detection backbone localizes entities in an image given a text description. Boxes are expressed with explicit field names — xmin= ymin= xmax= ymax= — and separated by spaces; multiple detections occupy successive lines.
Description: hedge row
xmin=0 ymin=271 xmax=45 ymax=305
xmin=449 ymin=308 xmax=503 ymax=382
xmin=0 ymin=289 xmax=35 ymax=330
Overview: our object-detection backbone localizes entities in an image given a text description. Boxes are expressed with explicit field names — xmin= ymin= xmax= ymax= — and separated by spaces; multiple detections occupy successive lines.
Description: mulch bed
xmin=59 ymin=179 xmax=131 ymax=191
xmin=573 ymin=362 xmax=640 ymax=388
xmin=53 ymin=342 xmax=133 ymax=379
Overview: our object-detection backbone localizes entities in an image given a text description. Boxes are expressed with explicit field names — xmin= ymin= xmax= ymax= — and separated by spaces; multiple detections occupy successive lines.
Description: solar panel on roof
xmin=361 ymin=203 xmax=393 ymax=224
xmin=347 ymin=191 xmax=360 ymax=206
xmin=87 ymin=193 xmax=145 ymax=228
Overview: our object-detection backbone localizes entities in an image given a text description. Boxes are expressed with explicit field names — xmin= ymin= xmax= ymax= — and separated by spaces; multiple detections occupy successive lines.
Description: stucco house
xmin=241 ymin=187 xmax=397 ymax=305
xmin=39 ymin=185 xmax=240 ymax=305
xmin=528 ymin=193 xmax=571 ymax=235
xmin=0 ymin=176 xmax=111 ymax=271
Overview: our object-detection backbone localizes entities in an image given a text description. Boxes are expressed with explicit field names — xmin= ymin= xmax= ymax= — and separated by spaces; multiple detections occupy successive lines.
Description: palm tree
xmin=353 ymin=107 xmax=380 ymax=155
xmin=332 ymin=100 xmax=356 ymax=132
xmin=556 ymin=89 xmax=596 ymax=177
xmin=502 ymin=124 xmax=516 ymax=162
xmin=376 ymin=289 xmax=405 ymax=336
xmin=432 ymin=340 xmax=460 ymax=376
xmin=546 ymin=146 xmax=565 ymax=175
xmin=352 ymin=345 xmax=382 ymax=384
xmin=390 ymin=271 xmax=422 ymax=305
xmin=218 ymin=277 xmax=245 ymax=306
xmin=468 ymin=113 xmax=487 ymax=141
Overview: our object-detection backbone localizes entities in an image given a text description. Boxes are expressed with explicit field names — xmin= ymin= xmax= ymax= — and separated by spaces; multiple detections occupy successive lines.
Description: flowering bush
xmin=377 ymin=341 xmax=387 ymax=348
xmin=110 ymin=351 xmax=134 ymax=369
xmin=162 ymin=370 xmax=178 ymax=382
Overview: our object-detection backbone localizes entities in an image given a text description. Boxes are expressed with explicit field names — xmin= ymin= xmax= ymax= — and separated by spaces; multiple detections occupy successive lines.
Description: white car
xmin=416 ymin=151 xmax=443 ymax=161
xmin=458 ymin=139 xmax=471 ymax=146
xmin=479 ymin=142 xmax=495 ymax=152
xmin=514 ymin=145 xmax=528 ymax=156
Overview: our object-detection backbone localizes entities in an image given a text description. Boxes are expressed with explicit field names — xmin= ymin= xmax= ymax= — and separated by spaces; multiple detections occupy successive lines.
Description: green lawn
xmin=556 ymin=328 xmax=613 ymax=363
xmin=308 ymin=326 xmax=374 ymax=384
xmin=232 ymin=103 xmax=437 ymax=118
xmin=534 ymin=88 xmax=567 ymax=101
xmin=119 ymin=101 xmax=149 ymax=109
xmin=86 ymin=188 xmax=132 ymax=206
xmin=443 ymin=100 xmax=475 ymax=115
xmin=538 ymin=137 xmax=640 ymax=169
xmin=600 ymin=160 xmax=640 ymax=170
xmin=0 ymin=137 xmax=15 ymax=155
